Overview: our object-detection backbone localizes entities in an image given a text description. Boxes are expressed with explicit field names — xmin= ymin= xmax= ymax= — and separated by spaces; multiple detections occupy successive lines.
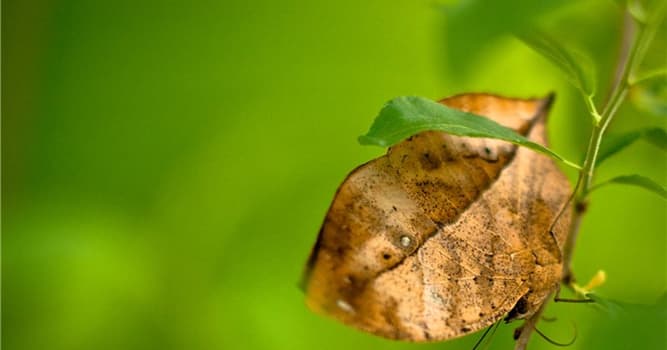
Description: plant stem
xmin=563 ymin=7 xmax=644 ymax=288
xmin=514 ymin=300 xmax=548 ymax=350
xmin=515 ymin=6 xmax=660 ymax=350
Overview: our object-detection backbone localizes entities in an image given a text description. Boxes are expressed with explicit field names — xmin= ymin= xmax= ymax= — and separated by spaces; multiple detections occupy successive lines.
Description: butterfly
xmin=302 ymin=93 xmax=571 ymax=342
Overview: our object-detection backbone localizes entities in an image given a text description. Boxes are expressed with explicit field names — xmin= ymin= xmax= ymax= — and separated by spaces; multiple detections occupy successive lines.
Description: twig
xmin=561 ymin=0 xmax=664 ymax=293
xmin=604 ymin=10 xmax=636 ymax=107
xmin=514 ymin=301 xmax=547 ymax=350
xmin=514 ymin=6 xmax=654 ymax=349
xmin=562 ymin=6 xmax=639 ymax=287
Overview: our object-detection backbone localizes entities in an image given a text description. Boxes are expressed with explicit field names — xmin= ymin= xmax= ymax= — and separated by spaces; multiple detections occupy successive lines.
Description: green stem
xmin=562 ymin=7 xmax=652 ymax=286
xmin=585 ymin=95 xmax=602 ymax=125
xmin=518 ymin=7 xmax=659 ymax=349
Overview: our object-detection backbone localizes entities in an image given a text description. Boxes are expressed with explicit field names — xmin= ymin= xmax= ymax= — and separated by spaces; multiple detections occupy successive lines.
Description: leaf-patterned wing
xmin=304 ymin=94 xmax=571 ymax=342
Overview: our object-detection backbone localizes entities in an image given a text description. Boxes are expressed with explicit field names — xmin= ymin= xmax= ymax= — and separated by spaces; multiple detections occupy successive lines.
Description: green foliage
xmin=630 ymin=73 xmax=667 ymax=116
xmin=586 ymin=293 xmax=626 ymax=319
xmin=630 ymin=68 xmax=667 ymax=86
xmin=440 ymin=0 xmax=565 ymax=80
xmin=515 ymin=30 xmax=596 ymax=98
xmin=515 ymin=29 xmax=599 ymax=123
xmin=596 ymin=127 xmax=667 ymax=165
xmin=590 ymin=174 xmax=667 ymax=199
xmin=629 ymin=1 xmax=666 ymax=77
xmin=583 ymin=293 xmax=667 ymax=348
xmin=627 ymin=2 xmax=667 ymax=117
xmin=588 ymin=292 xmax=667 ymax=318
xmin=358 ymin=96 xmax=580 ymax=169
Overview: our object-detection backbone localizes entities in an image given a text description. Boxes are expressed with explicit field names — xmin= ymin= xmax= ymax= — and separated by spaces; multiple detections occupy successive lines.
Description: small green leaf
xmin=587 ymin=292 xmax=667 ymax=319
xmin=629 ymin=72 xmax=667 ymax=116
xmin=439 ymin=0 xmax=566 ymax=80
xmin=597 ymin=127 xmax=667 ymax=166
xmin=583 ymin=293 xmax=667 ymax=348
xmin=358 ymin=96 xmax=580 ymax=169
xmin=515 ymin=29 xmax=597 ymax=99
xmin=586 ymin=293 xmax=627 ymax=319
xmin=630 ymin=68 xmax=667 ymax=86
xmin=645 ymin=128 xmax=667 ymax=149
xmin=630 ymin=1 xmax=666 ymax=76
xmin=589 ymin=174 xmax=667 ymax=199
xmin=627 ymin=0 xmax=648 ymax=23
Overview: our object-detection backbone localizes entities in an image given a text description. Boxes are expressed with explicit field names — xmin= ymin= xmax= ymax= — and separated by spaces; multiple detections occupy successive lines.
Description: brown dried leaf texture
xmin=303 ymin=93 xmax=572 ymax=342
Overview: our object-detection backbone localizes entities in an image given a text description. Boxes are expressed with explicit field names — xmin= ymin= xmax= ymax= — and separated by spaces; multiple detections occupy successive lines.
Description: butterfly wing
xmin=303 ymin=94 xmax=571 ymax=341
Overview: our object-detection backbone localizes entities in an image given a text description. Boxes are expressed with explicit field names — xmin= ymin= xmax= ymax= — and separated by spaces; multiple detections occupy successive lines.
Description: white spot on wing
xmin=336 ymin=299 xmax=355 ymax=314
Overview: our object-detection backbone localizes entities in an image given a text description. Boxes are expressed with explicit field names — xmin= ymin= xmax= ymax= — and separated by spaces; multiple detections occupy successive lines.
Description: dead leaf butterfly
xmin=303 ymin=93 xmax=571 ymax=342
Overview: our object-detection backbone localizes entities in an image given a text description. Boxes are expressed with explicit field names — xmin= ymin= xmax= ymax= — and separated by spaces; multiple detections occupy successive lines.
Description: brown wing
xmin=303 ymin=93 xmax=571 ymax=341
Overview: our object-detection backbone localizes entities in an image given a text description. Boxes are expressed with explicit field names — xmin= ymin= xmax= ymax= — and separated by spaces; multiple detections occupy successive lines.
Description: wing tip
xmin=538 ymin=92 xmax=556 ymax=121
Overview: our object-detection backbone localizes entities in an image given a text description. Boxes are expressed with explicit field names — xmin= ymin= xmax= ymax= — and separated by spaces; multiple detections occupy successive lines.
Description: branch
xmin=514 ymin=301 xmax=548 ymax=350
xmin=562 ymin=5 xmax=639 ymax=285
xmin=513 ymin=6 xmax=651 ymax=348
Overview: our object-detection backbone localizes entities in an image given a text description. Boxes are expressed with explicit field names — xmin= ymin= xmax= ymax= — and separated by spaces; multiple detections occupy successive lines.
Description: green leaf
xmin=643 ymin=128 xmax=667 ymax=149
xmin=627 ymin=0 xmax=648 ymax=23
xmin=630 ymin=1 xmax=666 ymax=75
xmin=582 ymin=293 xmax=667 ymax=348
xmin=630 ymin=68 xmax=667 ymax=86
xmin=629 ymin=72 xmax=667 ymax=116
xmin=596 ymin=127 xmax=667 ymax=166
xmin=358 ymin=96 xmax=581 ymax=169
xmin=586 ymin=293 xmax=627 ymax=319
xmin=515 ymin=29 xmax=597 ymax=99
xmin=589 ymin=174 xmax=667 ymax=199
xmin=440 ymin=0 xmax=566 ymax=80
xmin=586 ymin=292 xmax=667 ymax=320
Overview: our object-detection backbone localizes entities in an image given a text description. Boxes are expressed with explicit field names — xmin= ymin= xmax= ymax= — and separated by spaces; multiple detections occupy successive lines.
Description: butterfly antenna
xmin=534 ymin=322 xmax=577 ymax=347
xmin=472 ymin=321 xmax=501 ymax=350
xmin=554 ymin=297 xmax=594 ymax=303
xmin=471 ymin=325 xmax=493 ymax=350
xmin=481 ymin=322 xmax=501 ymax=350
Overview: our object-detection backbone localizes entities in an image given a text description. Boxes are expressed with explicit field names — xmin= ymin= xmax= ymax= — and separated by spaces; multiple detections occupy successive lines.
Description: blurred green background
xmin=3 ymin=0 xmax=666 ymax=349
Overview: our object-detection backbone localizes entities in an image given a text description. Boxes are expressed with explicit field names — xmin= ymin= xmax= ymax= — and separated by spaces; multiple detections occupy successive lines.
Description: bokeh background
xmin=4 ymin=0 xmax=666 ymax=349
